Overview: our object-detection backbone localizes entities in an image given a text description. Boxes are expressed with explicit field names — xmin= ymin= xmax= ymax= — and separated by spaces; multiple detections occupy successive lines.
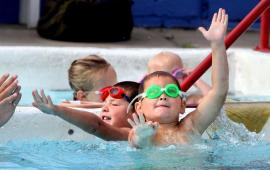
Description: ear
xmin=76 ymin=90 xmax=86 ymax=100
xmin=135 ymin=101 xmax=143 ymax=114
xmin=179 ymin=99 xmax=186 ymax=114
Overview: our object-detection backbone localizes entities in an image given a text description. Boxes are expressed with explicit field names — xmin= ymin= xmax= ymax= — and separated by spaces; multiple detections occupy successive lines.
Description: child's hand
xmin=128 ymin=113 xmax=158 ymax=140
xmin=32 ymin=89 xmax=56 ymax=115
xmin=198 ymin=8 xmax=228 ymax=43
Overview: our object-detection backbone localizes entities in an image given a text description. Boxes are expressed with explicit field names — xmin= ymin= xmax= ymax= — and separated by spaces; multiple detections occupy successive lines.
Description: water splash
xmin=203 ymin=108 xmax=264 ymax=144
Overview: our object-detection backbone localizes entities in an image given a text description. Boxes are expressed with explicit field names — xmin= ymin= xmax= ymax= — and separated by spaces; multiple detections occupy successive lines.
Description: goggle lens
xmin=145 ymin=84 xmax=181 ymax=99
xmin=146 ymin=85 xmax=163 ymax=99
xmin=165 ymin=84 xmax=179 ymax=98
xmin=98 ymin=86 xmax=131 ymax=102
xmin=172 ymin=68 xmax=185 ymax=79
xmin=109 ymin=87 xmax=124 ymax=99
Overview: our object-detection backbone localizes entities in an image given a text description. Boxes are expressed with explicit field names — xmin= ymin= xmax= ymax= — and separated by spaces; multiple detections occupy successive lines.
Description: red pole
xmin=180 ymin=0 xmax=270 ymax=92
xmin=255 ymin=4 xmax=270 ymax=52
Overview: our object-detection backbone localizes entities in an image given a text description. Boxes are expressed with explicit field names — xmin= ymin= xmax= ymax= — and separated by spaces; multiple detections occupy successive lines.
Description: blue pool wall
xmin=0 ymin=0 xmax=260 ymax=29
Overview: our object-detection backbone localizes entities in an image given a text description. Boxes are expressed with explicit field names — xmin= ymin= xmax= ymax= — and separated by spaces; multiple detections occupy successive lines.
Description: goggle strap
xmin=126 ymin=93 xmax=145 ymax=114
xmin=180 ymin=92 xmax=187 ymax=101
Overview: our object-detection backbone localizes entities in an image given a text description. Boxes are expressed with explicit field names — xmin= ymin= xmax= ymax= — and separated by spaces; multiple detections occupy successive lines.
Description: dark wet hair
xmin=113 ymin=81 xmax=139 ymax=111
xmin=139 ymin=71 xmax=181 ymax=93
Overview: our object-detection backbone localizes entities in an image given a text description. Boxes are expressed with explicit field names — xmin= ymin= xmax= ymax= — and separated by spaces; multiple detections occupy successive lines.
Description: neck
xmin=158 ymin=121 xmax=179 ymax=129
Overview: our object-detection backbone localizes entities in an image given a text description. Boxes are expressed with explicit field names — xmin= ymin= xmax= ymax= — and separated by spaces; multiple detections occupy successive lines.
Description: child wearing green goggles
xmin=128 ymin=8 xmax=229 ymax=148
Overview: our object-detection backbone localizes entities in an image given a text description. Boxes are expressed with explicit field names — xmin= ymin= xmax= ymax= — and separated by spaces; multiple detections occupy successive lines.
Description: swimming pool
xmin=1 ymin=118 xmax=269 ymax=169
xmin=1 ymin=47 xmax=270 ymax=169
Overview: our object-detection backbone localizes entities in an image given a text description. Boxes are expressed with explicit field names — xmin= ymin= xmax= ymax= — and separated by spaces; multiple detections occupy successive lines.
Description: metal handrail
xmin=180 ymin=0 xmax=270 ymax=92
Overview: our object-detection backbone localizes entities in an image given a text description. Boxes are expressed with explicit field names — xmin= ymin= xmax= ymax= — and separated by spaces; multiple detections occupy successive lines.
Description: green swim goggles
xmin=145 ymin=84 xmax=185 ymax=99
xmin=127 ymin=84 xmax=186 ymax=113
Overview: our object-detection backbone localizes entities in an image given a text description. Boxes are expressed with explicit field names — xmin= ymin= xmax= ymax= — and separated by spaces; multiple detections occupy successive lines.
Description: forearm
xmin=53 ymin=105 xmax=101 ymax=133
xmin=211 ymin=41 xmax=229 ymax=96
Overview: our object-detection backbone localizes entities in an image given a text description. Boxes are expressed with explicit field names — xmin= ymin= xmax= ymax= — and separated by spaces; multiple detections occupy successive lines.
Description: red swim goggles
xmin=96 ymin=86 xmax=131 ymax=102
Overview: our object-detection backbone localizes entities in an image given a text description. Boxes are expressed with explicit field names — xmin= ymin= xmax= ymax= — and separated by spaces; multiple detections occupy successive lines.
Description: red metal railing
xmin=180 ymin=0 xmax=270 ymax=92
xmin=255 ymin=2 xmax=270 ymax=52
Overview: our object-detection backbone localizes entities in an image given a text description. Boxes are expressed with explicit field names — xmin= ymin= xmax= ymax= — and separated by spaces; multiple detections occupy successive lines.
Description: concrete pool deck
xmin=0 ymin=24 xmax=263 ymax=48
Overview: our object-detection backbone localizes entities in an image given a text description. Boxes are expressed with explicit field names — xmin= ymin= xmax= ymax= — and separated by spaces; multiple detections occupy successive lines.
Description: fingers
xmin=0 ymin=74 xmax=9 ymax=86
xmin=47 ymin=95 xmax=53 ymax=105
xmin=40 ymin=89 xmax=48 ymax=104
xmin=212 ymin=12 xmax=217 ymax=23
xmin=1 ymin=93 xmax=18 ymax=106
xmin=133 ymin=113 xmax=140 ymax=124
xmin=217 ymin=8 xmax=222 ymax=22
xmin=0 ymin=78 xmax=18 ymax=101
xmin=0 ymin=75 xmax=17 ymax=94
xmin=32 ymin=89 xmax=42 ymax=103
xmin=128 ymin=113 xmax=146 ymax=128
xmin=138 ymin=113 xmax=145 ymax=123
xmin=224 ymin=14 xmax=228 ymax=28
xmin=198 ymin=27 xmax=207 ymax=35
xmin=13 ymin=92 xmax=22 ymax=106
xmin=127 ymin=118 xmax=136 ymax=127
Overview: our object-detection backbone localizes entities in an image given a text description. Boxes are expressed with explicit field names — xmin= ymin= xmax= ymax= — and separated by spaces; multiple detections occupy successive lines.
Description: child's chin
xmin=154 ymin=107 xmax=171 ymax=113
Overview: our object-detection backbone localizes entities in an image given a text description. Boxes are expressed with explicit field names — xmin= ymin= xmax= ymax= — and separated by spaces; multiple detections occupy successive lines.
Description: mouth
xmin=155 ymin=104 xmax=170 ymax=108
xmin=102 ymin=115 xmax=112 ymax=121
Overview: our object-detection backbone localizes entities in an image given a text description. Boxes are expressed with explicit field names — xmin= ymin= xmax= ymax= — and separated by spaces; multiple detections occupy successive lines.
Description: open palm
xmin=198 ymin=8 xmax=228 ymax=42
xmin=32 ymin=89 xmax=55 ymax=115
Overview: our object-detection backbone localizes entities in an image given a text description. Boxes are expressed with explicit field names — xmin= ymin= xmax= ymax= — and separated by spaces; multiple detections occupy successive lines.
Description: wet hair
xmin=68 ymin=55 xmax=111 ymax=100
xmin=139 ymin=71 xmax=181 ymax=93
xmin=113 ymin=81 xmax=139 ymax=112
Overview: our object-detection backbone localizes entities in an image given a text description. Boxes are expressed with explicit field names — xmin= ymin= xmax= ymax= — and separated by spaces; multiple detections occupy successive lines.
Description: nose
xmin=159 ymin=93 xmax=167 ymax=101
xmin=102 ymin=103 xmax=109 ymax=112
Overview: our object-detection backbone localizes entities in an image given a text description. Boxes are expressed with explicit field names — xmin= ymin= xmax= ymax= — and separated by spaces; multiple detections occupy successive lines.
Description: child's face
xmin=100 ymin=96 xmax=131 ymax=128
xmin=136 ymin=76 xmax=185 ymax=124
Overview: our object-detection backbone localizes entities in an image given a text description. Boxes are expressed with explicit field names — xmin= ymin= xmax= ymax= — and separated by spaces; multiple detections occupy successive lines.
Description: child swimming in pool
xmin=147 ymin=51 xmax=211 ymax=106
xmin=32 ymin=81 xmax=139 ymax=140
xmin=128 ymin=8 xmax=229 ymax=148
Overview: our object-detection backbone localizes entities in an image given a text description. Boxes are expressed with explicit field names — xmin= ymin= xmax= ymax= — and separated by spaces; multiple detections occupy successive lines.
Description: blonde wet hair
xmin=68 ymin=55 xmax=112 ymax=100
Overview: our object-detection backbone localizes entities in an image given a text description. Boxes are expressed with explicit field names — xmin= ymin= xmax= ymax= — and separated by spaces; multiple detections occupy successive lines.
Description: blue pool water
xmin=19 ymin=88 xmax=73 ymax=106
xmin=1 ymin=138 xmax=270 ymax=169
xmin=5 ymin=89 xmax=270 ymax=169
xmin=1 ymin=109 xmax=270 ymax=169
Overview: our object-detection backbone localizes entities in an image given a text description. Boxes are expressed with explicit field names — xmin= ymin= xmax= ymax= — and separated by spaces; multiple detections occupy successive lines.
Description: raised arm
xmin=188 ymin=8 xmax=229 ymax=134
xmin=32 ymin=89 xmax=129 ymax=140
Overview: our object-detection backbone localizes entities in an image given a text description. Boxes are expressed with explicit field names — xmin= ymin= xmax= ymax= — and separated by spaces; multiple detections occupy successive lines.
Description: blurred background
xmin=0 ymin=0 xmax=260 ymax=29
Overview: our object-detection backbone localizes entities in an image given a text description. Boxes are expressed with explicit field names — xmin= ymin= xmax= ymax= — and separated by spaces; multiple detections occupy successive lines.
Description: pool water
xmin=1 ymin=138 xmax=270 ymax=169
xmin=1 ymin=109 xmax=270 ymax=169
xmin=6 ymin=87 xmax=270 ymax=169
xmin=19 ymin=88 xmax=73 ymax=106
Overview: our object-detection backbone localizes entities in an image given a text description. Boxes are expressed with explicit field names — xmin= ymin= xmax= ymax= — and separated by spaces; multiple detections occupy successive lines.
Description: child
xmin=0 ymin=74 xmax=21 ymax=127
xmin=128 ymin=8 xmax=228 ymax=148
xmin=148 ymin=52 xmax=211 ymax=106
xmin=60 ymin=55 xmax=117 ymax=108
xmin=32 ymin=81 xmax=139 ymax=141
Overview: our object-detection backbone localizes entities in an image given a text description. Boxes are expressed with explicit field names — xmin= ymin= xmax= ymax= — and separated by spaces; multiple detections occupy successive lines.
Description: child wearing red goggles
xmin=32 ymin=81 xmax=139 ymax=141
